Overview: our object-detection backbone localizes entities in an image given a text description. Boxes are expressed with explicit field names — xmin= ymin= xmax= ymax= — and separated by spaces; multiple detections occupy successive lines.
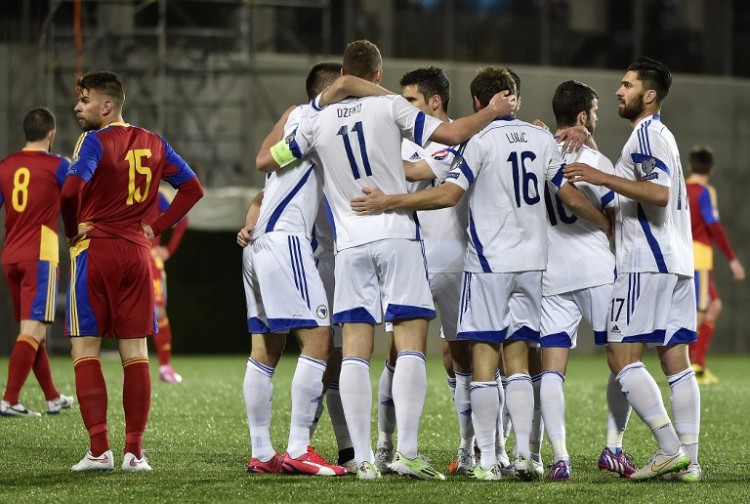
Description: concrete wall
xmin=1 ymin=46 xmax=749 ymax=356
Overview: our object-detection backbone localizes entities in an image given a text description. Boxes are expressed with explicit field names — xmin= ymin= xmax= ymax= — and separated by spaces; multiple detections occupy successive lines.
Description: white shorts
xmin=332 ymin=239 xmax=435 ymax=325
xmin=315 ymin=254 xmax=342 ymax=348
xmin=456 ymin=271 xmax=542 ymax=345
xmin=243 ymin=233 xmax=329 ymax=334
xmin=430 ymin=271 xmax=462 ymax=342
xmin=540 ymin=283 xmax=612 ymax=349
xmin=607 ymin=272 xmax=697 ymax=345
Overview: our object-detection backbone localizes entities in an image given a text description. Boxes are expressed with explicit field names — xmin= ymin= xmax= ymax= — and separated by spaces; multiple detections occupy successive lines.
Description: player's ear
xmin=577 ymin=111 xmax=587 ymax=126
xmin=644 ymin=89 xmax=657 ymax=106
xmin=472 ymin=95 xmax=482 ymax=112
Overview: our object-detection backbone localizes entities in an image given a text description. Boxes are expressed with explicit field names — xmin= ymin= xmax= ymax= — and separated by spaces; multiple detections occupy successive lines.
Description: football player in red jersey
xmin=686 ymin=146 xmax=746 ymax=384
xmin=0 ymin=107 xmax=75 ymax=418
xmin=61 ymin=71 xmax=203 ymax=472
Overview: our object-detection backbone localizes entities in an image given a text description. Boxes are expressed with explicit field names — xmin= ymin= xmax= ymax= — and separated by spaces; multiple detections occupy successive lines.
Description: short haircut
xmin=342 ymin=40 xmax=382 ymax=80
xmin=628 ymin=56 xmax=672 ymax=104
xmin=689 ymin=145 xmax=714 ymax=174
xmin=23 ymin=107 xmax=55 ymax=142
xmin=75 ymin=71 xmax=126 ymax=108
xmin=552 ymin=80 xmax=599 ymax=128
xmin=399 ymin=66 xmax=451 ymax=113
xmin=508 ymin=68 xmax=521 ymax=96
xmin=469 ymin=66 xmax=517 ymax=108
xmin=306 ymin=62 xmax=343 ymax=100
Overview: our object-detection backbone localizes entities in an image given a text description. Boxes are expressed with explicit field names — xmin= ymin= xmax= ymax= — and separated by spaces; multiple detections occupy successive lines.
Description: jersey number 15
xmin=125 ymin=149 xmax=153 ymax=205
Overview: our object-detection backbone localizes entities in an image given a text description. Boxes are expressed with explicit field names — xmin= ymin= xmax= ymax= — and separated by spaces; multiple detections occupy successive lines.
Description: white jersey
xmin=401 ymin=139 xmax=468 ymax=273
xmin=254 ymin=105 xmax=322 ymax=242
xmin=312 ymin=197 xmax=335 ymax=261
xmin=446 ymin=117 xmax=566 ymax=273
xmin=289 ymin=94 xmax=443 ymax=252
xmin=613 ymin=114 xmax=693 ymax=277
xmin=543 ymin=143 xmax=616 ymax=295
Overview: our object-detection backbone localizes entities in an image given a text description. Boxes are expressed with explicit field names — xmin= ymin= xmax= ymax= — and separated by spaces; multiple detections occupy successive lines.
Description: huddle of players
xmin=241 ymin=39 xmax=702 ymax=483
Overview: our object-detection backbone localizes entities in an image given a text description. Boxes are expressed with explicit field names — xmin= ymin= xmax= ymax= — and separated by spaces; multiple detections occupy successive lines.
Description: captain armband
xmin=270 ymin=140 xmax=299 ymax=169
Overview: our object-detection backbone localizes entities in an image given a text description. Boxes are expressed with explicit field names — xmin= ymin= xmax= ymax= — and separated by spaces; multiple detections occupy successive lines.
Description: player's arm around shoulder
xmin=556 ymin=182 xmax=610 ymax=235
xmin=350 ymin=181 xmax=464 ymax=215
xmin=563 ymin=161 xmax=669 ymax=207
xmin=316 ymin=76 xmax=392 ymax=107
xmin=256 ymin=105 xmax=299 ymax=173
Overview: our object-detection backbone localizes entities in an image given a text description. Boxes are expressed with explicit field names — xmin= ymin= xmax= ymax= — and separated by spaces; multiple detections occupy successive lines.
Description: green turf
xmin=1 ymin=353 xmax=748 ymax=503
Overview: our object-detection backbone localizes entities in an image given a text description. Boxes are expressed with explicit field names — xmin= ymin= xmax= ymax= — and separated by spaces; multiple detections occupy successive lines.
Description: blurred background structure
xmin=0 ymin=0 xmax=749 ymax=355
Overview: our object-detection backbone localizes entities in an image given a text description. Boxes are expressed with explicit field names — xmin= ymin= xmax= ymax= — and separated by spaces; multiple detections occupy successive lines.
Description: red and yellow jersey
xmin=67 ymin=122 xmax=196 ymax=248
xmin=687 ymin=176 xmax=735 ymax=270
xmin=0 ymin=148 xmax=68 ymax=264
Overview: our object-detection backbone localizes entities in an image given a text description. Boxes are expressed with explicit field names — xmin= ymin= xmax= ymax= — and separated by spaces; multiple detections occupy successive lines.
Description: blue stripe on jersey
xmin=413 ymin=211 xmax=421 ymax=240
xmin=161 ymin=138 xmax=198 ymax=187
xmin=468 ymin=210 xmax=491 ymax=273
xmin=594 ymin=330 xmax=607 ymax=346
xmin=310 ymin=224 xmax=319 ymax=253
xmin=414 ymin=111 xmax=425 ymax=146
xmin=601 ymin=190 xmax=615 ymax=208
xmin=459 ymin=272 xmax=471 ymax=324
xmin=310 ymin=95 xmax=323 ymax=111
xmin=56 ymin=157 xmax=70 ymax=187
xmin=384 ymin=303 xmax=436 ymax=322
xmin=287 ymin=236 xmax=310 ymax=308
xmin=293 ymin=236 xmax=311 ymax=308
xmin=458 ymin=158 xmax=475 ymax=185
xmin=30 ymin=261 xmax=53 ymax=322
xmin=265 ymin=165 xmax=315 ymax=233
xmin=636 ymin=203 xmax=668 ymax=273
xmin=157 ymin=191 xmax=170 ymax=213
xmin=550 ymin=165 xmax=564 ymax=188
xmin=67 ymin=134 xmax=103 ymax=182
xmin=289 ymin=130 xmax=304 ymax=159
xmin=67 ymin=249 xmax=99 ymax=336
xmin=631 ymin=153 xmax=670 ymax=177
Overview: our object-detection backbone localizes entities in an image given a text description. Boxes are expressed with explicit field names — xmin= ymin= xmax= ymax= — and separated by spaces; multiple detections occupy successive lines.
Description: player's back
xmin=70 ymin=123 xmax=191 ymax=247
xmin=0 ymin=149 xmax=67 ymax=264
xmin=461 ymin=118 xmax=562 ymax=273
xmin=293 ymin=94 xmax=441 ymax=251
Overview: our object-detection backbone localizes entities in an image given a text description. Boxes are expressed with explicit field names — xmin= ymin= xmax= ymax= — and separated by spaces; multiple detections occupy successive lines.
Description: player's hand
xmin=730 ymin=258 xmax=746 ymax=282
xmin=531 ymin=119 xmax=549 ymax=130
xmin=487 ymin=90 xmax=516 ymax=118
xmin=558 ymin=125 xmax=591 ymax=153
xmin=153 ymin=245 xmax=170 ymax=261
xmin=67 ymin=224 xmax=95 ymax=247
xmin=142 ymin=224 xmax=155 ymax=240
xmin=237 ymin=226 xmax=254 ymax=247
xmin=563 ymin=162 xmax=607 ymax=186
xmin=351 ymin=187 xmax=388 ymax=215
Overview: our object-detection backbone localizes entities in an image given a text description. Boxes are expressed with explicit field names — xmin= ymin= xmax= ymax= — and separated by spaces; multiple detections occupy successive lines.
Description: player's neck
xmin=629 ymin=106 xmax=660 ymax=127
xmin=101 ymin=115 xmax=126 ymax=129
xmin=23 ymin=140 xmax=50 ymax=152
xmin=687 ymin=173 xmax=709 ymax=184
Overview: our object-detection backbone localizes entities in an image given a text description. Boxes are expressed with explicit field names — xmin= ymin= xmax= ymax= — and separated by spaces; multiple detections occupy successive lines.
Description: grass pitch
xmin=1 ymin=353 xmax=749 ymax=503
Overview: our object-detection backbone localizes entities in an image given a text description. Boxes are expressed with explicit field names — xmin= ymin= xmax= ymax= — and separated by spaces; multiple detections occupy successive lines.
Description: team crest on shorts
xmin=316 ymin=305 xmax=328 ymax=319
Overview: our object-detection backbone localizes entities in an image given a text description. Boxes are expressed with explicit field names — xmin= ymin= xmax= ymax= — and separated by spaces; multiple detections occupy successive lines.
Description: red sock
xmin=33 ymin=343 xmax=60 ymax=401
xmin=691 ymin=320 xmax=715 ymax=368
xmin=74 ymin=357 xmax=109 ymax=456
xmin=152 ymin=319 xmax=173 ymax=366
xmin=3 ymin=335 xmax=39 ymax=404
xmin=123 ymin=358 xmax=151 ymax=458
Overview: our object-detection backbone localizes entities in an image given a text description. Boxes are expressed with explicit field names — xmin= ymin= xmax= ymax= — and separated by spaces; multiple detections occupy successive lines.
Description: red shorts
xmin=2 ymin=260 xmax=58 ymax=323
xmin=66 ymin=238 xmax=156 ymax=338
xmin=694 ymin=269 xmax=719 ymax=312
xmin=150 ymin=252 xmax=167 ymax=309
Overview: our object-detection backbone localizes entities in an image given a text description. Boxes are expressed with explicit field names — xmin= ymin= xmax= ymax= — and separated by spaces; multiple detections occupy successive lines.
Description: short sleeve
xmin=391 ymin=96 xmax=442 ymax=147
xmin=630 ymin=130 xmax=672 ymax=188
xmin=445 ymin=140 xmax=478 ymax=191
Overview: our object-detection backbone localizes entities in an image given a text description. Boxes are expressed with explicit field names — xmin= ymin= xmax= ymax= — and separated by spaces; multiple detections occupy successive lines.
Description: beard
xmin=76 ymin=115 xmax=101 ymax=132
xmin=618 ymin=93 xmax=644 ymax=120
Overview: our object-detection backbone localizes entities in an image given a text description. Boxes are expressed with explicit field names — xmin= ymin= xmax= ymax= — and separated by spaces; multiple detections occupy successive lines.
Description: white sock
xmin=393 ymin=351 xmax=427 ymax=459
xmin=530 ymin=373 xmax=544 ymax=463
xmin=326 ymin=383 xmax=353 ymax=454
xmin=447 ymin=375 xmax=457 ymax=399
xmin=540 ymin=371 xmax=568 ymax=461
xmin=606 ymin=372 xmax=631 ymax=453
xmin=500 ymin=375 xmax=512 ymax=439
xmin=287 ymin=356 xmax=326 ymax=458
xmin=667 ymin=368 xmax=700 ymax=464
xmin=340 ymin=357 xmax=374 ymax=464
xmin=495 ymin=371 xmax=507 ymax=455
xmin=243 ymin=358 xmax=275 ymax=461
xmin=506 ymin=373 xmax=533 ymax=458
xmin=470 ymin=381 xmax=499 ymax=470
xmin=616 ymin=362 xmax=681 ymax=453
xmin=454 ymin=370 xmax=475 ymax=450
xmin=376 ymin=361 xmax=395 ymax=449
xmin=309 ymin=386 xmax=326 ymax=440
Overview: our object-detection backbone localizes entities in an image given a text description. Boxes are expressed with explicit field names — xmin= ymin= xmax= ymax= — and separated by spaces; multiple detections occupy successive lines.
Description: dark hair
xmin=689 ymin=145 xmax=714 ymax=174
xmin=342 ymin=39 xmax=382 ymax=80
xmin=306 ymin=62 xmax=343 ymax=100
xmin=628 ymin=57 xmax=672 ymax=104
xmin=508 ymin=68 xmax=521 ymax=96
xmin=75 ymin=71 xmax=125 ymax=107
xmin=552 ymin=80 xmax=599 ymax=128
xmin=399 ymin=66 xmax=451 ymax=113
xmin=23 ymin=107 xmax=55 ymax=142
xmin=469 ymin=67 xmax=517 ymax=108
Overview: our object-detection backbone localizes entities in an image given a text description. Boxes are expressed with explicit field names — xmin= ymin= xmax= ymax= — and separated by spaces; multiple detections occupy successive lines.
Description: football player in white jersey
xmin=563 ymin=57 xmax=699 ymax=481
xmin=372 ymin=67 xmax=476 ymax=475
xmin=352 ymin=67 xmax=609 ymax=481
xmin=238 ymin=63 xmax=347 ymax=477
xmin=261 ymin=41 xmax=515 ymax=481
xmin=539 ymin=80 xmax=631 ymax=480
